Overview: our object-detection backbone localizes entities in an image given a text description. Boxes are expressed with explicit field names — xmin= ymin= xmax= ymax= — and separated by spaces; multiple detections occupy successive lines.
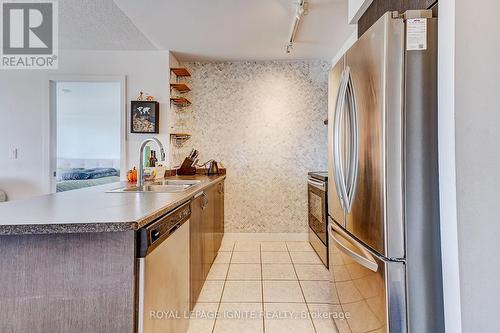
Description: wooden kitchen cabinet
xmin=189 ymin=179 xmax=225 ymax=309
xmin=214 ymin=181 xmax=224 ymax=253
xmin=190 ymin=192 xmax=204 ymax=309
xmin=202 ymin=186 xmax=216 ymax=279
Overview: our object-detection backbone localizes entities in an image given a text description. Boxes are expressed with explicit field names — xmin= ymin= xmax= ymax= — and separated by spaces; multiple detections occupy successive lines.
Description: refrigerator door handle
xmin=333 ymin=69 xmax=350 ymax=211
xmin=329 ymin=222 xmax=378 ymax=272
xmin=344 ymin=67 xmax=359 ymax=213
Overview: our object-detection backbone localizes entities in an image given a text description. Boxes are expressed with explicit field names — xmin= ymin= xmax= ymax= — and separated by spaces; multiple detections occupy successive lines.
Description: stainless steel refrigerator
xmin=327 ymin=10 xmax=444 ymax=333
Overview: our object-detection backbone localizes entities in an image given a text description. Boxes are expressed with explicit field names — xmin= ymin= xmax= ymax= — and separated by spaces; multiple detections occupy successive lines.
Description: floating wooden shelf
xmin=170 ymin=133 xmax=191 ymax=147
xmin=170 ymin=97 xmax=191 ymax=106
xmin=170 ymin=83 xmax=191 ymax=93
xmin=170 ymin=67 xmax=191 ymax=77
xmin=170 ymin=133 xmax=191 ymax=139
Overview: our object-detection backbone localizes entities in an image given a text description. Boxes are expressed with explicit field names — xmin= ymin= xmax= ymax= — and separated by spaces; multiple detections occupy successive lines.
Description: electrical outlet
xmin=9 ymin=148 xmax=18 ymax=160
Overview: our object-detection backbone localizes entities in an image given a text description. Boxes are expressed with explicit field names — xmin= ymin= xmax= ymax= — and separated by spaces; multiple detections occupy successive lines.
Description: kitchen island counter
xmin=0 ymin=174 xmax=225 ymax=235
xmin=0 ymin=174 xmax=226 ymax=333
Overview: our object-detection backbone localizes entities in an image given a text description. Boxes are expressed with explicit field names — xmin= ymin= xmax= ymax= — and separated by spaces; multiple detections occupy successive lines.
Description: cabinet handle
xmin=218 ymin=182 xmax=224 ymax=194
xmin=201 ymin=193 xmax=208 ymax=210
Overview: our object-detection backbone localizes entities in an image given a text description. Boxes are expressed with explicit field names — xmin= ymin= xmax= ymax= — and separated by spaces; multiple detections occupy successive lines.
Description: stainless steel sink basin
xmin=107 ymin=179 xmax=201 ymax=193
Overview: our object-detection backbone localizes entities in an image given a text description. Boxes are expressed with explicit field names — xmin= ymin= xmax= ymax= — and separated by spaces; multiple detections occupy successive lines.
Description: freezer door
xmin=328 ymin=219 xmax=407 ymax=333
xmin=327 ymin=56 xmax=346 ymax=226
xmin=344 ymin=12 xmax=405 ymax=258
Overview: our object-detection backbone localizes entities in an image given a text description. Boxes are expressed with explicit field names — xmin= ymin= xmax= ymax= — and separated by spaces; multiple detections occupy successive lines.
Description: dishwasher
xmin=136 ymin=201 xmax=191 ymax=333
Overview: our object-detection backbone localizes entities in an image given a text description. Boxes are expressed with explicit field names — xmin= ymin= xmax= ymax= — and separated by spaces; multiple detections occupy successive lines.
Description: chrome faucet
xmin=138 ymin=137 xmax=166 ymax=188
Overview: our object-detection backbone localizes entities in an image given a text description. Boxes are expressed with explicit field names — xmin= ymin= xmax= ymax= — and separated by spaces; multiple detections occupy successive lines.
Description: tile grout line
xmin=260 ymin=242 xmax=266 ymax=333
xmin=286 ymin=242 xmax=319 ymax=333
xmin=211 ymin=241 xmax=235 ymax=333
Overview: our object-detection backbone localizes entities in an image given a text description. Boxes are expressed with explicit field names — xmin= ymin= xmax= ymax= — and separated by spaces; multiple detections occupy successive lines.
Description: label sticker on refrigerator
xmin=406 ymin=18 xmax=427 ymax=51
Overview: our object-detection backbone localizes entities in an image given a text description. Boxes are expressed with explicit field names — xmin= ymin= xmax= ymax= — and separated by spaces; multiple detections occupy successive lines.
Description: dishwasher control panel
xmin=137 ymin=201 xmax=191 ymax=257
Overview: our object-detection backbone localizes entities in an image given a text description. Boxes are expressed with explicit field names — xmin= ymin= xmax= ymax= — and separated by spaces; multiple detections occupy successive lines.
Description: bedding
xmin=56 ymin=176 xmax=120 ymax=192
xmin=59 ymin=168 xmax=119 ymax=181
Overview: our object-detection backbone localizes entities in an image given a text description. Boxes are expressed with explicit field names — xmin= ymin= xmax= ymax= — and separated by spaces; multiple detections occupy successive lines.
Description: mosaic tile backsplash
xmin=172 ymin=61 xmax=329 ymax=233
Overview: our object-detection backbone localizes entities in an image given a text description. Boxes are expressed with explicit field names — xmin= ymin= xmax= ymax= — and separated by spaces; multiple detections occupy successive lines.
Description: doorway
xmin=48 ymin=76 xmax=126 ymax=193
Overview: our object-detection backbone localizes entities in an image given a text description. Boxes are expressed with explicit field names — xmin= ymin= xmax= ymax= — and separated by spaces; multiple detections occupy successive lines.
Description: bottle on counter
xmin=149 ymin=150 xmax=157 ymax=167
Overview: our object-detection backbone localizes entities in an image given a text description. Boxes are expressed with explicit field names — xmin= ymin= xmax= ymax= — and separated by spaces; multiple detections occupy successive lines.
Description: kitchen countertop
xmin=0 ymin=175 xmax=225 ymax=235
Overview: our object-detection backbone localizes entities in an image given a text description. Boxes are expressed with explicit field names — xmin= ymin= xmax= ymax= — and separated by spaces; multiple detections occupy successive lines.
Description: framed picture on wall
xmin=130 ymin=101 xmax=160 ymax=134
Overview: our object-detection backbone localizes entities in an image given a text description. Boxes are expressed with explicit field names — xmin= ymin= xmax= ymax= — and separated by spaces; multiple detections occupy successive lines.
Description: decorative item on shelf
xmin=137 ymin=91 xmax=145 ymax=101
xmin=170 ymin=133 xmax=191 ymax=147
xmin=146 ymin=95 xmax=154 ymax=102
xmin=131 ymin=100 xmax=160 ymax=134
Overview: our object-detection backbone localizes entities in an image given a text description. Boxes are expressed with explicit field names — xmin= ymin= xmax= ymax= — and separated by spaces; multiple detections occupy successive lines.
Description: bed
xmin=56 ymin=158 xmax=121 ymax=192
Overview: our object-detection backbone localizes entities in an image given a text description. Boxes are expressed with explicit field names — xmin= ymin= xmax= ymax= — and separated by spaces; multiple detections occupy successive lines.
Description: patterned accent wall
xmin=172 ymin=61 xmax=329 ymax=233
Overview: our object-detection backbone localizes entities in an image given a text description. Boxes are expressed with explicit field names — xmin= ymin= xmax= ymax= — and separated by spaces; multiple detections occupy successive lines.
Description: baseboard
xmin=222 ymin=232 xmax=309 ymax=242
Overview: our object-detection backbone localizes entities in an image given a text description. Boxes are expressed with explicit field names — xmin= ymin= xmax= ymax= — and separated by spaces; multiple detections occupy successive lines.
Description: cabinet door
xmin=190 ymin=194 xmax=204 ymax=310
xmin=202 ymin=188 xmax=215 ymax=278
xmin=214 ymin=181 xmax=225 ymax=253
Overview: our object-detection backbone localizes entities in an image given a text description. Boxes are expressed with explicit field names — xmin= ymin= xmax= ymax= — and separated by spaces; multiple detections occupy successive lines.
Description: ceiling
xmin=59 ymin=0 xmax=156 ymax=50
xmin=59 ymin=0 xmax=356 ymax=61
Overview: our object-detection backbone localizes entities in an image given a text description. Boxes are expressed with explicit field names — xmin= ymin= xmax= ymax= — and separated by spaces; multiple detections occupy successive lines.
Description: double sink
xmin=108 ymin=179 xmax=201 ymax=193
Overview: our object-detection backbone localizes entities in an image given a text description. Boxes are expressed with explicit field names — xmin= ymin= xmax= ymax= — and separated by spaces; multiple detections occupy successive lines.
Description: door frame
xmin=43 ymin=75 xmax=127 ymax=193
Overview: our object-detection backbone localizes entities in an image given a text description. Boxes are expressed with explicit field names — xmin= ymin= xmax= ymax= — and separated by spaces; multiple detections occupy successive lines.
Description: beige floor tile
xmin=263 ymin=280 xmax=305 ymax=303
xmin=260 ymin=241 xmax=288 ymax=252
xmin=286 ymin=241 xmax=314 ymax=252
xmin=330 ymin=282 xmax=340 ymax=305
xmin=295 ymin=264 xmax=330 ymax=281
xmin=214 ymin=302 xmax=264 ymax=333
xmin=222 ymin=281 xmax=262 ymax=303
xmin=308 ymin=303 xmax=339 ymax=333
xmin=198 ymin=281 xmax=225 ymax=303
xmin=227 ymin=264 xmax=261 ymax=280
xmin=206 ymin=263 xmax=230 ymax=280
xmin=231 ymin=251 xmax=261 ymax=263
xmin=214 ymin=251 xmax=232 ymax=264
xmin=262 ymin=264 xmax=297 ymax=280
xmin=300 ymin=280 xmax=331 ymax=304
xmin=264 ymin=303 xmax=315 ymax=333
xmin=219 ymin=241 xmax=235 ymax=252
xmin=234 ymin=241 xmax=261 ymax=252
xmin=290 ymin=251 xmax=323 ymax=264
xmin=188 ymin=302 xmax=219 ymax=333
xmin=261 ymin=252 xmax=291 ymax=264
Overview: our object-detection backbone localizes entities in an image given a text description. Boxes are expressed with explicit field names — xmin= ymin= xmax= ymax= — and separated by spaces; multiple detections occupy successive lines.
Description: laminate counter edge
xmin=0 ymin=175 xmax=226 ymax=236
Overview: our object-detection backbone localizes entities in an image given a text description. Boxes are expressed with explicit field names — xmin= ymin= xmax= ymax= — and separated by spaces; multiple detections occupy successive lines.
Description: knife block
xmin=176 ymin=157 xmax=197 ymax=175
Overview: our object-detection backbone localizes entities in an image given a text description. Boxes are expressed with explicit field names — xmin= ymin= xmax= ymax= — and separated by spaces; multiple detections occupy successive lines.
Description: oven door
xmin=308 ymin=178 xmax=327 ymax=245
xmin=328 ymin=219 xmax=407 ymax=333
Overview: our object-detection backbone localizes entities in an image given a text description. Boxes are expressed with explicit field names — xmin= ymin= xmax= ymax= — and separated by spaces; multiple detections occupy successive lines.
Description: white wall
xmin=453 ymin=0 xmax=500 ymax=331
xmin=56 ymin=81 xmax=121 ymax=160
xmin=0 ymin=50 xmax=170 ymax=201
